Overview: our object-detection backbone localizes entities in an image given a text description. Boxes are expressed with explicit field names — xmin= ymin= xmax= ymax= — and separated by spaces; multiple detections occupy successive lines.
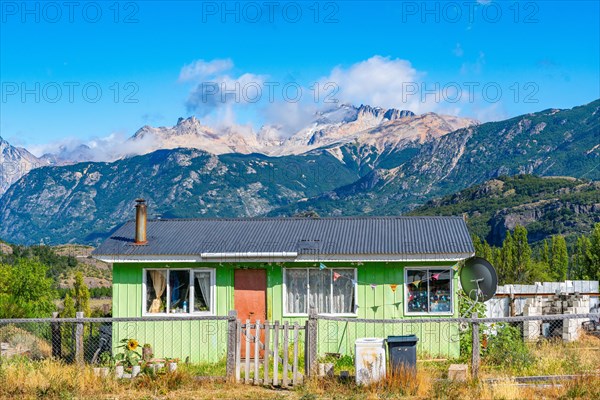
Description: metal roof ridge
xmin=141 ymin=215 xmax=466 ymax=223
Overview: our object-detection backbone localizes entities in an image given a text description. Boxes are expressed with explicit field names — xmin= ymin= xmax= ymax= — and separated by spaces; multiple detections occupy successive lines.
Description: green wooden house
xmin=92 ymin=200 xmax=474 ymax=362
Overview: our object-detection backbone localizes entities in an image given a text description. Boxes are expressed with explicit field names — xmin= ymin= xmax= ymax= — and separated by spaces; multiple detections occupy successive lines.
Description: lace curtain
xmin=332 ymin=269 xmax=354 ymax=314
xmin=194 ymin=271 xmax=211 ymax=312
xmin=286 ymin=269 xmax=307 ymax=313
xmin=285 ymin=268 xmax=354 ymax=314
xmin=309 ymin=269 xmax=331 ymax=313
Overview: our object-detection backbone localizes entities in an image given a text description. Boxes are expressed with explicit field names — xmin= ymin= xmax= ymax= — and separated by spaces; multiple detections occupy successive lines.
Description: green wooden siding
xmin=112 ymin=261 xmax=460 ymax=361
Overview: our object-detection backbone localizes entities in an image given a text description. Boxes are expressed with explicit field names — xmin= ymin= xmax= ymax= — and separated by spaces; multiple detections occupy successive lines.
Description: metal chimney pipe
xmin=135 ymin=199 xmax=147 ymax=244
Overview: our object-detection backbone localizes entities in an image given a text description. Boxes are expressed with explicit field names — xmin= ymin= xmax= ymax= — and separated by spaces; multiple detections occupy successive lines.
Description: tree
xmin=62 ymin=293 xmax=76 ymax=318
xmin=549 ymin=235 xmax=568 ymax=281
xmin=512 ymin=225 xmax=532 ymax=283
xmin=72 ymin=272 xmax=91 ymax=316
xmin=497 ymin=225 xmax=533 ymax=284
xmin=541 ymin=240 xmax=550 ymax=266
xmin=0 ymin=259 xmax=56 ymax=318
xmin=498 ymin=231 xmax=514 ymax=284
xmin=473 ymin=234 xmax=493 ymax=262
xmin=589 ymin=223 xmax=600 ymax=281
xmin=529 ymin=260 xmax=553 ymax=283
xmin=572 ymin=223 xmax=600 ymax=281
xmin=572 ymin=234 xmax=592 ymax=279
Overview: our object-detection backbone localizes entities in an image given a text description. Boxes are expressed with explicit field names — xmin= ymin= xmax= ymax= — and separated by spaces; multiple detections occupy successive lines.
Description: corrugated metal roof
xmin=92 ymin=216 xmax=474 ymax=258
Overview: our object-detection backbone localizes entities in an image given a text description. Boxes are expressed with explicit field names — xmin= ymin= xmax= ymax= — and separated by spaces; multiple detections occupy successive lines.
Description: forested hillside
xmin=409 ymin=175 xmax=600 ymax=246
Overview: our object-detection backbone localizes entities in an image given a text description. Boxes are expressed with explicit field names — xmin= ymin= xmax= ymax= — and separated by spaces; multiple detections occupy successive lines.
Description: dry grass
xmin=1 ymin=335 xmax=599 ymax=399
xmin=481 ymin=332 xmax=600 ymax=378
xmin=1 ymin=359 xmax=599 ymax=399
xmin=299 ymin=372 xmax=600 ymax=399
xmin=0 ymin=326 xmax=51 ymax=360
xmin=0 ymin=359 xmax=287 ymax=400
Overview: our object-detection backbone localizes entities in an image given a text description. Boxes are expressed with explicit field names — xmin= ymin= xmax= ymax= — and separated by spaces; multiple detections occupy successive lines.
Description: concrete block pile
xmin=522 ymin=292 xmax=591 ymax=341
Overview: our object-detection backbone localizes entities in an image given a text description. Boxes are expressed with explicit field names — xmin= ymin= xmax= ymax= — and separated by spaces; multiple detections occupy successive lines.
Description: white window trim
xmin=283 ymin=267 xmax=358 ymax=317
xmin=142 ymin=268 xmax=216 ymax=316
xmin=404 ymin=267 xmax=454 ymax=316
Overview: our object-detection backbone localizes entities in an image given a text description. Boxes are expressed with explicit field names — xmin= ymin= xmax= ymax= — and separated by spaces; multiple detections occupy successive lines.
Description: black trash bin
xmin=386 ymin=335 xmax=419 ymax=374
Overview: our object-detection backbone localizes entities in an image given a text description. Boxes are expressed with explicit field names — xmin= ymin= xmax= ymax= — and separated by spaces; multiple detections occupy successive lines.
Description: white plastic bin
xmin=355 ymin=337 xmax=386 ymax=385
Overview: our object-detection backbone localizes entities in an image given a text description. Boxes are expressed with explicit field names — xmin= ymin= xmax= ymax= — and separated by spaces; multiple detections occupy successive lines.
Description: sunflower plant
xmin=115 ymin=338 xmax=142 ymax=368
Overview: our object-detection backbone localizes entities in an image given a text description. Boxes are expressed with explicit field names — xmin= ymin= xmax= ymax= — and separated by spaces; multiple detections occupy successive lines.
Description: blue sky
xmin=1 ymin=0 xmax=599 ymax=152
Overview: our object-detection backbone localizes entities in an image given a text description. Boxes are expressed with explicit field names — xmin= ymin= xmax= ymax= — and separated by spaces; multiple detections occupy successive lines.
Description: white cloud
xmin=28 ymin=131 xmax=166 ymax=163
xmin=319 ymin=55 xmax=457 ymax=114
xmin=471 ymin=103 xmax=507 ymax=122
xmin=184 ymin=72 xmax=267 ymax=117
xmin=322 ymin=56 xmax=420 ymax=109
xmin=180 ymin=58 xmax=268 ymax=117
xmin=178 ymin=58 xmax=234 ymax=82
xmin=261 ymin=100 xmax=320 ymax=136
xmin=180 ymin=55 xmax=488 ymax=130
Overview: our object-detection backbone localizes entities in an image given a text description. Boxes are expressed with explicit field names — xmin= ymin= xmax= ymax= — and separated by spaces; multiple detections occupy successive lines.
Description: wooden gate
xmin=235 ymin=319 xmax=305 ymax=387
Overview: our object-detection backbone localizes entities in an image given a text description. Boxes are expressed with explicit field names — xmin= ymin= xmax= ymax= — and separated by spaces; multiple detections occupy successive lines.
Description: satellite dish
xmin=460 ymin=257 xmax=498 ymax=302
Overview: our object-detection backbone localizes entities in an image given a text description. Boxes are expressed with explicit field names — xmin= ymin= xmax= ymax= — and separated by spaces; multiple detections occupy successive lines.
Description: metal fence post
xmin=75 ymin=312 xmax=84 ymax=365
xmin=226 ymin=310 xmax=238 ymax=379
xmin=51 ymin=312 xmax=62 ymax=359
xmin=305 ymin=307 xmax=318 ymax=377
xmin=471 ymin=312 xmax=480 ymax=380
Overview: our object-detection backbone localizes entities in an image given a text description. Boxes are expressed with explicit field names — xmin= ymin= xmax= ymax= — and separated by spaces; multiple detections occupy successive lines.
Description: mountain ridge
xmin=0 ymin=136 xmax=49 ymax=197
xmin=0 ymin=99 xmax=597 ymax=245
xmin=0 ymin=103 xmax=475 ymax=197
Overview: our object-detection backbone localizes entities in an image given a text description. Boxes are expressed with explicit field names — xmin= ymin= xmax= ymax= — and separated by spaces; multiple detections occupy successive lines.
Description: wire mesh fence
xmin=315 ymin=313 xmax=600 ymax=377
xmin=0 ymin=315 xmax=230 ymax=372
xmin=1 ymin=312 xmax=598 ymax=381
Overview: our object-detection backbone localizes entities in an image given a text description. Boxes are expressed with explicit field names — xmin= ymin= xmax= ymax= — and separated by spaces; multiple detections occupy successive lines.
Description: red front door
xmin=234 ymin=269 xmax=267 ymax=358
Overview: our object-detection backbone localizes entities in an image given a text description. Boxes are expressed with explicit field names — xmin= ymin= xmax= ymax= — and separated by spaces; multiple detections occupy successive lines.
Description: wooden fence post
xmin=305 ymin=307 xmax=318 ymax=377
xmin=282 ymin=322 xmax=289 ymax=387
xmin=254 ymin=320 xmax=261 ymax=384
xmin=292 ymin=323 xmax=299 ymax=386
xmin=226 ymin=310 xmax=238 ymax=379
xmin=75 ymin=312 xmax=84 ymax=365
xmin=245 ymin=320 xmax=251 ymax=384
xmin=471 ymin=312 xmax=480 ymax=380
xmin=263 ymin=321 xmax=270 ymax=385
xmin=235 ymin=318 xmax=242 ymax=383
xmin=51 ymin=312 xmax=62 ymax=360
xmin=273 ymin=321 xmax=280 ymax=386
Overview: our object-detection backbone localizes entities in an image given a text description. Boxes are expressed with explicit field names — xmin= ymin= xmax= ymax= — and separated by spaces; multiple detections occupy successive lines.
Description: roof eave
xmin=92 ymin=252 xmax=475 ymax=264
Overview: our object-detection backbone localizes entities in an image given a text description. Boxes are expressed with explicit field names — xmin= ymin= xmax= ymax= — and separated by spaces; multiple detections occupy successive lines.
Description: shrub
xmin=458 ymin=289 xmax=486 ymax=360
xmin=484 ymin=323 xmax=533 ymax=371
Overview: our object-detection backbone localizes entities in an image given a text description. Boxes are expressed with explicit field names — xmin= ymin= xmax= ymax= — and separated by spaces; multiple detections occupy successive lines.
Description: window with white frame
xmin=284 ymin=268 xmax=356 ymax=315
xmin=144 ymin=269 xmax=215 ymax=315
xmin=405 ymin=268 xmax=452 ymax=314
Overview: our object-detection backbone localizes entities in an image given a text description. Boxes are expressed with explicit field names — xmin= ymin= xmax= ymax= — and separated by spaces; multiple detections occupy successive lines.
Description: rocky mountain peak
xmin=383 ymin=109 xmax=415 ymax=120
xmin=355 ymin=104 xmax=415 ymax=123
xmin=0 ymin=136 xmax=45 ymax=197
xmin=176 ymin=116 xmax=200 ymax=128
